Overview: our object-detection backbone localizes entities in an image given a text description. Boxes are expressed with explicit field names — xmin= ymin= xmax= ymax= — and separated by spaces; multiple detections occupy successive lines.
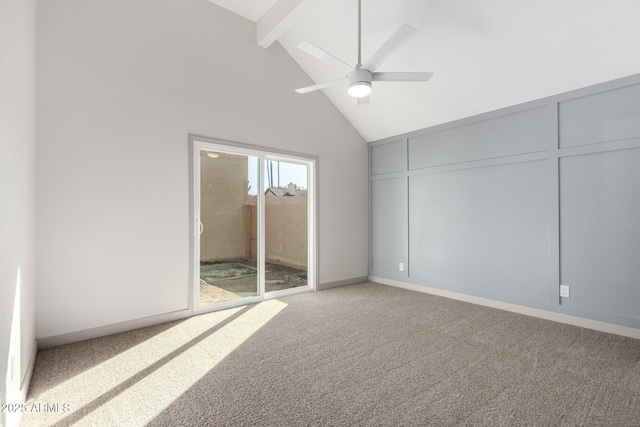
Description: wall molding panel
xmin=368 ymin=73 xmax=640 ymax=331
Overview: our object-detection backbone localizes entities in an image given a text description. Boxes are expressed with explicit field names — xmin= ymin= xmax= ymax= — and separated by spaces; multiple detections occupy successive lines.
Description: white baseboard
xmin=37 ymin=309 xmax=192 ymax=349
xmin=319 ymin=276 xmax=368 ymax=290
xmin=36 ymin=276 xmax=367 ymax=349
xmin=369 ymin=276 xmax=640 ymax=340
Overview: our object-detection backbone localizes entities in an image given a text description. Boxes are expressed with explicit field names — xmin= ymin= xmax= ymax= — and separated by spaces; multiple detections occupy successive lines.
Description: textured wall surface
xmin=200 ymin=152 xmax=249 ymax=262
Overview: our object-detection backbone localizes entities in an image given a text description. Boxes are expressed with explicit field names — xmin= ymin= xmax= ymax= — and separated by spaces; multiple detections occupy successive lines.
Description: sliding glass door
xmin=193 ymin=138 xmax=315 ymax=313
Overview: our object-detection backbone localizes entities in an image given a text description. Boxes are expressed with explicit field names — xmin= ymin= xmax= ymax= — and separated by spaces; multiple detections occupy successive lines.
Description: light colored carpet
xmin=22 ymin=282 xmax=640 ymax=426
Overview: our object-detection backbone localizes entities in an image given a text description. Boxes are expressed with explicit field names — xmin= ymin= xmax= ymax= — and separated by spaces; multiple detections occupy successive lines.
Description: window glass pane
xmin=199 ymin=151 xmax=259 ymax=305
xmin=264 ymin=160 xmax=308 ymax=293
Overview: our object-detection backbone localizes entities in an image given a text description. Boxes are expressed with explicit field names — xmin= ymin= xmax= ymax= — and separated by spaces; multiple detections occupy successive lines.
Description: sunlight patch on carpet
xmin=22 ymin=300 xmax=288 ymax=426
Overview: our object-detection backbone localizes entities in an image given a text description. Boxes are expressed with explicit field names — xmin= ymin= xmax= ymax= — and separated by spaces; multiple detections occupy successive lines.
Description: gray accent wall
xmin=370 ymin=177 xmax=407 ymax=281
xmin=559 ymin=149 xmax=640 ymax=324
xmin=408 ymin=106 xmax=548 ymax=169
xmin=369 ymin=74 xmax=640 ymax=329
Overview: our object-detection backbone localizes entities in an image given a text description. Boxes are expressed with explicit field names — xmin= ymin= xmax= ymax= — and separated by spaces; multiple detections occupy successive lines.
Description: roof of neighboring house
xmin=265 ymin=187 xmax=307 ymax=197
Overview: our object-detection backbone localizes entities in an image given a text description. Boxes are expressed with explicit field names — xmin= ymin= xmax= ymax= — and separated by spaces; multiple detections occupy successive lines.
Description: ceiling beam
xmin=257 ymin=0 xmax=309 ymax=48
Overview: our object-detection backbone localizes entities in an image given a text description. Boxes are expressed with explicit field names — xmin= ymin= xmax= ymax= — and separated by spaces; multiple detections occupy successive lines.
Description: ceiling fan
xmin=295 ymin=0 xmax=434 ymax=105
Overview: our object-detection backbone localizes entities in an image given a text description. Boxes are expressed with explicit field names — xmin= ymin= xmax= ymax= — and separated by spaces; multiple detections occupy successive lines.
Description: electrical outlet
xmin=399 ymin=262 xmax=404 ymax=271
xmin=560 ymin=285 xmax=570 ymax=298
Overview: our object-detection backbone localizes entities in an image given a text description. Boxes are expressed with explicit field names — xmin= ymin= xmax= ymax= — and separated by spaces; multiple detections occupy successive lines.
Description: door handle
xmin=198 ymin=220 xmax=204 ymax=235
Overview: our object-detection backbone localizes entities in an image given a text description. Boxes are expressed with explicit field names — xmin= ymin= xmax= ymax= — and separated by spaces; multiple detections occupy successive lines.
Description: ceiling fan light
xmin=348 ymin=81 xmax=372 ymax=98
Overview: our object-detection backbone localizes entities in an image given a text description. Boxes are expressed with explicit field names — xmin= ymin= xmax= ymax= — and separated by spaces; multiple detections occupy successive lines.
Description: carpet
xmin=22 ymin=282 xmax=640 ymax=426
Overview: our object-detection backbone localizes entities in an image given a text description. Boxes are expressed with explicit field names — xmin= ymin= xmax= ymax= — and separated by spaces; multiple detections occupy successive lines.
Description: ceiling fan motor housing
xmin=347 ymin=69 xmax=372 ymax=97
xmin=348 ymin=69 xmax=372 ymax=85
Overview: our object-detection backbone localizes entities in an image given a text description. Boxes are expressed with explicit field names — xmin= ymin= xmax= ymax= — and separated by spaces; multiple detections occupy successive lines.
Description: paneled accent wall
xmin=369 ymin=74 xmax=640 ymax=329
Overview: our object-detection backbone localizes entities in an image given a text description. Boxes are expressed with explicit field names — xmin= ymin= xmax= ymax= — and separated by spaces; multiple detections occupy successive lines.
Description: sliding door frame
xmin=188 ymin=134 xmax=318 ymax=315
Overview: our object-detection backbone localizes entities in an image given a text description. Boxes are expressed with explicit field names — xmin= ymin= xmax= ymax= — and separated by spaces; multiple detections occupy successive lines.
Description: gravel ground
xmin=199 ymin=260 xmax=307 ymax=305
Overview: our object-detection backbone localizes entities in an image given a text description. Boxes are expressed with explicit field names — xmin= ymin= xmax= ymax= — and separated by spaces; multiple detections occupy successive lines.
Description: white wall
xmin=0 ymin=0 xmax=37 ymax=423
xmin=36 ymin=0 xmax=367 ymax=339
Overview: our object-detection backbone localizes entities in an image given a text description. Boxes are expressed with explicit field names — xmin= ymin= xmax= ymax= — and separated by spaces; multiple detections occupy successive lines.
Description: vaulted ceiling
xmin=208 ymin=0 xmax=640 ymax=142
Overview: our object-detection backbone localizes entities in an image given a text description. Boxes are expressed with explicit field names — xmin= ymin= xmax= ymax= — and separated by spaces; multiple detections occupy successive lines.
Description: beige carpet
xmin=22 ymin=282 xmax=640 ymax=426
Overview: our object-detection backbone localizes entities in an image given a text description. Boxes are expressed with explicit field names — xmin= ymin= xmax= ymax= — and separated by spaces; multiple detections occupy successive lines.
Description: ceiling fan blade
xmin=362 ymin=24 xmax=417 ymax=71
xmin=295 ymin=77 xmax=347 ymax=94
xmin=372 ymin=72 xmax=434 ymax=82
xmin=297 ymin=41 xmax=353 ymax=73
xmin=357 ymin=95 xmax=370 ymax=105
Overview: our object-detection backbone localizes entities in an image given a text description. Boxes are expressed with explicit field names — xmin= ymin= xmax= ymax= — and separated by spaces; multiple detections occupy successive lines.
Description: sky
xmin=247 ymin=158 xmax=308 ymax=195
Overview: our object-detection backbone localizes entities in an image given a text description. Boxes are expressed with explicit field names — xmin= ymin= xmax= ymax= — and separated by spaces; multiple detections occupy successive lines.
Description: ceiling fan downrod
xmin=357 ymin=0 xmax=362 ymax=69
